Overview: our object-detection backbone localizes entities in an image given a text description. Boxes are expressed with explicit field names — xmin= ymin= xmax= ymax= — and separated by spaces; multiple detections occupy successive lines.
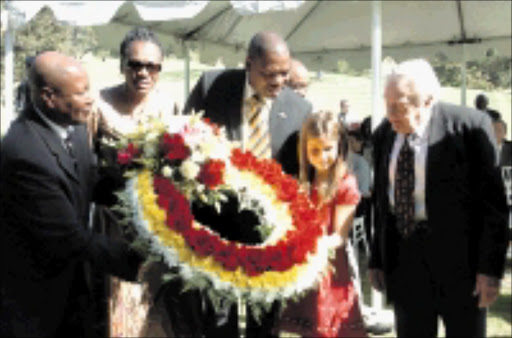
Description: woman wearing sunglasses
xmin=89 ymin=27 xmax=176 ymax=337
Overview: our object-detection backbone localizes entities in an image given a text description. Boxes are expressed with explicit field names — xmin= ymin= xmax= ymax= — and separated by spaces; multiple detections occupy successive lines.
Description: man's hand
xmin=473 ymin=273 xmax=501 ymax=308
xmin=368 ymin=268 xmax=386 ymax=292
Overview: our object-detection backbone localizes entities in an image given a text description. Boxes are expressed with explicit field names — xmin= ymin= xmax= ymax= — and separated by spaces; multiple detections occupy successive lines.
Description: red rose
xmin=276 ymin=176 xmax=299 ymax=201
xmin=117 ymin=151 xmax=133 ymax=165
xmin=126 ymin=143 xmax=140 ymax=156
xmin=160 ymin=133 xmax=190 ymax=161
xmin=186 ymin=228 xmax=215 ymax=256
xmin=230 ymin=149 xmax=257 ymax=170
xmin=241 ymin=247 xmax=267 ymax=276
xmin=166 ymin=199 xmax=193 ymax=232
xmin=213 ymin=242 xmax=239 ymax=271
xmin=117 ymin=143 xmax=140 ymax=165
xmin=197 ymin=159 xmax=225 ymax=189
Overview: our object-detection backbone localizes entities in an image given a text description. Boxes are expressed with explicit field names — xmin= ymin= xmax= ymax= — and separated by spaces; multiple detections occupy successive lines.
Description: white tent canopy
xmin=6 ymin=1 xmax=510 ymax=68
xmin=3 ymin=0 xmax=511 ymax=132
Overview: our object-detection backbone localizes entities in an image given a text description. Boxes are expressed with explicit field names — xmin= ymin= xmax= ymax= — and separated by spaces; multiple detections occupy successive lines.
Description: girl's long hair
xmin=298 ymin=110 xmax=349 ymax=205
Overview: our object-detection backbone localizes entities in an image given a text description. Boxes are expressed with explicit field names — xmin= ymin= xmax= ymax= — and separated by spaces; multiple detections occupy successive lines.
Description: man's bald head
xmin=29 ymin=51 xmax=93 ymax=126
xmin=29 ymin=51 xmax=84 ymax=96
xmin=247 ymin=31 xmax=290 ymax=61
xmin=288 ymin=58 xmax=309 ymax=97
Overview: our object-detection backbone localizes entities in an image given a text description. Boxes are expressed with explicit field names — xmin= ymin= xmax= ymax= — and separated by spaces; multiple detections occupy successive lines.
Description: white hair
xmin=387 ymin=58 xmax=441 ymax=103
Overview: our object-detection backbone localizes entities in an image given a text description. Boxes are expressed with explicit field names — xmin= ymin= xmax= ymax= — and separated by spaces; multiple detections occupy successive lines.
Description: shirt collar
xmin=33 ymin=104 xmax=74 ymax=140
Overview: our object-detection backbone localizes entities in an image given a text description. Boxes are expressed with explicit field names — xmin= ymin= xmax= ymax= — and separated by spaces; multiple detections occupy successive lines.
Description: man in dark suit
xmin=0 ymin=51 xmax=143 ymax=337
xmin=162 ymin=31 xmax=311 ymax=338
xmin=368 ymin=59 xmax=508 ymax=337
xmin=492 ymin=118 xmax=512 ymax=167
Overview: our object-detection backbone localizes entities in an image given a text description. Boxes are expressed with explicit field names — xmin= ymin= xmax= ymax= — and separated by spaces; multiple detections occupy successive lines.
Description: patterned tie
xmin=64 ymin=131 xmax=76 ymax=159
xmin=394 ymin=136 xmax=415 ymax=237
xmin=246 ymin=95 xmax=271 ymax=159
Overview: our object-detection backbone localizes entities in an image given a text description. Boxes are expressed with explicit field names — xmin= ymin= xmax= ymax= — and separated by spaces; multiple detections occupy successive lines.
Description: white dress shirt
xmin=388 ymin=109 xmax=433 ymax=221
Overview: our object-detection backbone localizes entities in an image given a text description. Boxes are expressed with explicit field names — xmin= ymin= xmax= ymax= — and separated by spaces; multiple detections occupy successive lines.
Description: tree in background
xmin=1 ymin=5 xmax=97 ymax=84
xmin=433 ymin=49 xmax=511 ymax=91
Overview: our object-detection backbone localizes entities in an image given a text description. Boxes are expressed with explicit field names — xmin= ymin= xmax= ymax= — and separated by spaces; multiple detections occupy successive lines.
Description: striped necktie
xmin=394 ymin=136 xmax=415 ymax=237
xmin=246 ymin=95 xmax=271 ymax=159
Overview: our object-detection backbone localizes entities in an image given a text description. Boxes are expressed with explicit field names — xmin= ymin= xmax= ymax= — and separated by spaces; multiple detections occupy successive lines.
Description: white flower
xmin=143 ymin=143 xmax=157 ymax=158
xmin=180 ymin=160 xmax=200 ymax=180
xmin=161 ymin=165 xmax=173 ymax=178
xmin=145 ymin=131 xmax=160 ymax=142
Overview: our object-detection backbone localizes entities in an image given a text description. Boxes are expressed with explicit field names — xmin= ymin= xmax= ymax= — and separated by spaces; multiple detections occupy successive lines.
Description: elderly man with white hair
xmin=368 ymin=59 xmax=508 ymax=337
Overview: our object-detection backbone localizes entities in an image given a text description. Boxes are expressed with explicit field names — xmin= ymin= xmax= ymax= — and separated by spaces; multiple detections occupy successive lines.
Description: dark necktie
xmin=64 ymin=132 xmax=76 ymax=159
xmin=394 ymin=136 xmax=415 ymax=237
xmin=246 ymin=95 xmax=271 ymax=159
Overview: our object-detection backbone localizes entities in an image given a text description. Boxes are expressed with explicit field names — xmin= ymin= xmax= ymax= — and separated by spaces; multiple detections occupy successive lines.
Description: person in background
xmin=369 ymin=59 xmax=508 ymax=337
xmin=88 ymin=27 xmax=177 ymax=337
xmin=15 ymin=55 xmax=36 ymax=113
xmin=347 ymin=127 xmax=372 ymax=239
xmin=492 ymin=117 xmax=511 ymax=167
xmin=275 ymin=110 xmax=367 ymax=338
xmin=338 ymin=98 xmax=360 ymax=129
xmin=0 ymin=51 xmax=143 ymax=338
xmin=180 ymin=31 xmax=312 ymax=338
xmin=474 ymin=93 xmax=490 ymax=112
xmin=287 ymin=58 xmax=310 ymax=98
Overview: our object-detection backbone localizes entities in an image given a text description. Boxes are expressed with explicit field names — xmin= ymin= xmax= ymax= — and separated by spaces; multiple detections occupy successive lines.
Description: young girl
xmin=275 ymin=111 xmax=367 ymax=337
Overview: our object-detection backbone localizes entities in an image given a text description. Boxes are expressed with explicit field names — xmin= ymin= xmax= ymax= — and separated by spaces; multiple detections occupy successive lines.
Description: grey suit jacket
xmin=184 ymin=68 xmax=312 ymax=176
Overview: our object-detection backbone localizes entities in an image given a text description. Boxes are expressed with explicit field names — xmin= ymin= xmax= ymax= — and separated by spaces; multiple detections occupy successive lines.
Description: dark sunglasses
xmin=126 ymin=60 xmax=162 ymax=73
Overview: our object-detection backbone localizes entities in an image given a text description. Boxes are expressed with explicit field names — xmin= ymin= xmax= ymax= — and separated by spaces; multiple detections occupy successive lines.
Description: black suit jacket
xmin=369 ymin=102 xmax=508 ymax=297
xmin=184 ymin=68 xmax=312 ymax=176
xmin=0 ymin=107 xmax=142 ymax=337
xmin=499 ymin=140 xmax=512 ymax=167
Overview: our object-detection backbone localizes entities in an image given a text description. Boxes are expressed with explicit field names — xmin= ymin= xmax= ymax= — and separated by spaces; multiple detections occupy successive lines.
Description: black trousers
xmin=387 ymin=227 xmax=486 ymax=337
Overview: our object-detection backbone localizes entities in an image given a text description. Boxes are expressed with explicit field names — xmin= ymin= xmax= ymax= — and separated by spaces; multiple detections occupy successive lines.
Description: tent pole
xmin=2 ymin=9 xmax=15 ymax=135
xmin=183 ymin=39 xmax=190 ymax=104
xmin=370 ymin=0 xmax=384 ymax=310
xmin=461 ymin=43 xmax=467 ymax=106
xmin=370 ymin=0 xmax=382 ymax=133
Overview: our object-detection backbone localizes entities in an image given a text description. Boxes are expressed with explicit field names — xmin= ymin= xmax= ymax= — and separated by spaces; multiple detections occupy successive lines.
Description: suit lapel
xmin=382 ymin=123 xmax=396 ymax=200
xmin=268 ymin=94 xmax=289 ymax=156
xmin=26 ymin=110 xmax=80 ymax=184
xmin=225 ymin=71 xmax=245 ymax=141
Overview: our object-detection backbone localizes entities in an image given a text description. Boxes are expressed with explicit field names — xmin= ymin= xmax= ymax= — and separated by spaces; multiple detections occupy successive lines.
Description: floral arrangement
xmin=113 ymin=114 xmax=341 ymax=315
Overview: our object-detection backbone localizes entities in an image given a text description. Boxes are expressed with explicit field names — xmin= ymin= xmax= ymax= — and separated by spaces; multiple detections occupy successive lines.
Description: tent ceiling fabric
xmin=6 ymin=0 xmax=511 ymax=70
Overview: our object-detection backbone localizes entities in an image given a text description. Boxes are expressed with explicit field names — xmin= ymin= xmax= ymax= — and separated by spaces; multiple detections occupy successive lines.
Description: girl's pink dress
xmin=275 ymin=173 xmax=367 ymax=338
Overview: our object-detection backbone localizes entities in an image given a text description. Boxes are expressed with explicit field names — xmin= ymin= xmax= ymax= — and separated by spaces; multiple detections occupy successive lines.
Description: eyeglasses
xmin=126 ymin=60 xmax=162 ymax=73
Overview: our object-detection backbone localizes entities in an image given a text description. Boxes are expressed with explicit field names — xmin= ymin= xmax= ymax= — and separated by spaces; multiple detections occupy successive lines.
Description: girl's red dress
xmin=275 ymin=173 xmax=368 ymax=337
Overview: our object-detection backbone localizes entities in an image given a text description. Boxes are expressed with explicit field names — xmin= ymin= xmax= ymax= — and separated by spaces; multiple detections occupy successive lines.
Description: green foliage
xmin=335 ymin=50 xmax=511 ymax=90
xmin=1 ymin=6 xmax=97 ymax=84
xmin=432 ymin=51 xmax=511 ymax=90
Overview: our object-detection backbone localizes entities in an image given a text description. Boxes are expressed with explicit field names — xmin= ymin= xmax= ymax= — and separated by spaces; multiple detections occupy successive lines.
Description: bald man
xmin=0 ymin=52 xmax=143 ymax=337
xmin=177 ymin=31 xmax=311 ymax=338
xmin=287 ymin=58 xmax=310 ymax=98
